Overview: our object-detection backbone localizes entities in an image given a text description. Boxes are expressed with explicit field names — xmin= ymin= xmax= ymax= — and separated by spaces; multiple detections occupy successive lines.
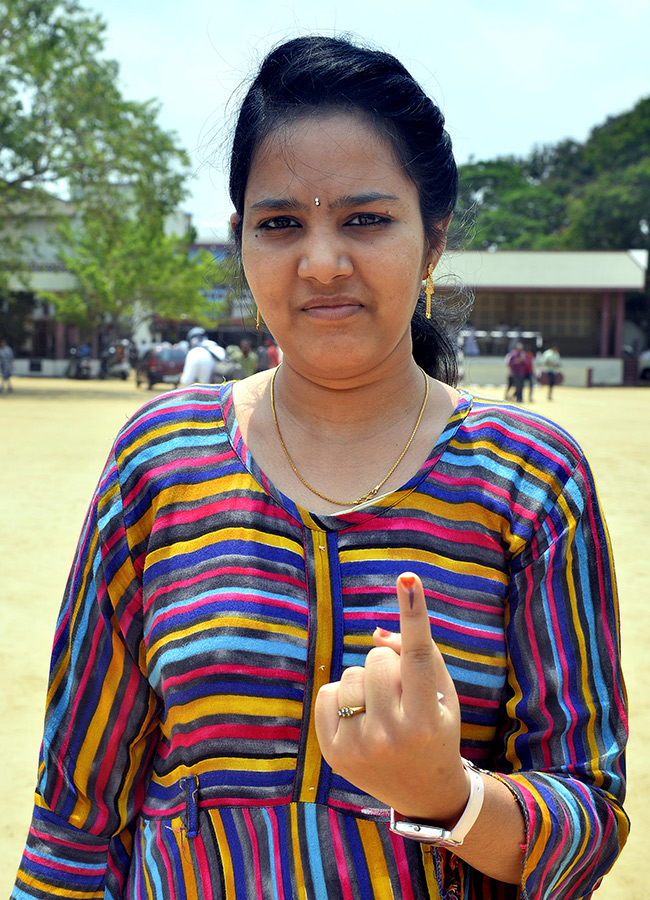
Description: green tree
xmin=561 ymin=158 xmax=650 ymax=251
xmin=457 ymin=158 xmax=568 ymax=250
xmin=0 ymin=0 xmax=190 ymax=277
xmin=40 ymin=207 xmax=229 ymax=337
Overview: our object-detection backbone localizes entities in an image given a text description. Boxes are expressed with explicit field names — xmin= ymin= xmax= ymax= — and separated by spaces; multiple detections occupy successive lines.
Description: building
xmin=437 ymin=250 xmax=648 ymax=386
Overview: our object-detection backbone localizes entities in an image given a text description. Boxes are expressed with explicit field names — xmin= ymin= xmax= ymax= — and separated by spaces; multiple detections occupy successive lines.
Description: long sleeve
xmin=498 ymin=452 xmax=629 ymax=900
xmin=13 ymin=451 xmax=161 ymax=898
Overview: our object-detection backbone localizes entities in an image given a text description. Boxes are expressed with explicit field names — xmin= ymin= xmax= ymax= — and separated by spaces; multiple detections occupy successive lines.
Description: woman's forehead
xmin=246 ymin=111 xmax=411 ymax=200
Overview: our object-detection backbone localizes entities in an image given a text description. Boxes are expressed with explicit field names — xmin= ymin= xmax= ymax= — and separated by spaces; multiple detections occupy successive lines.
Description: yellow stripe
xmin=356 ymin=818 xmax=393 ymax=888
xmin=210 ymin=811 xmax=237 ymax=896
xmin=20 ymin=875 xmax=102 ymax=899
xmin=298 ymin=530 xmax=334 ymax=802
xmin=146 ymin=527 xmax=301 ymax=567
xmin=339 ymin=544 xmax=509 ymax=584
xmin=151 ymin=757 xmax=297 ymax=788
xmin=164 ymin=694 xmax=302 ymax=727
xmin=290 ymin=804 xmax=309 ymax=899
xmin=148 ymin=616 xmax=307 ymax=660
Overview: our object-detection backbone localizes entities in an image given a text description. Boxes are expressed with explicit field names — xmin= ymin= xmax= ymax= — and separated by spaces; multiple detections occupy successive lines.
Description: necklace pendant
xmin=356 ymin=485 xmax=380 ymax=504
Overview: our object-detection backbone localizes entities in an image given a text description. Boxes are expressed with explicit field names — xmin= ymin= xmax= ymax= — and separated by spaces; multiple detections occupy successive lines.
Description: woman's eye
xmin=259 ymin=216 xmax=300 ymax=230
xmin=346 ymin=213 xmax=390 ymax=227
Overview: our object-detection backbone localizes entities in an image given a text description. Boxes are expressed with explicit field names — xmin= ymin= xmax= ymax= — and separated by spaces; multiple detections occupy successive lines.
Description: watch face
xmin=389 ymin=812 xmax=450 ymax=844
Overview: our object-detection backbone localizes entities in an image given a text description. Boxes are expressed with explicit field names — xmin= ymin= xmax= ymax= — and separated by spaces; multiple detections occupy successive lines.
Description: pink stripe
xmin=144 ymin=567 xmax=306 ymax=616
xmin=342 ymin=585 xmax=505 ymax=617
xmin=156 ymin=724 xmax=299 ymax=757
xmin=151 ymin=492 xmax=291 ymax=528
xmin=581 ymin=464 xmax=628 ymax=731
xmin=328 ymin=808 xmax=355 ymax=900
xmin=48 ymin=605 xmax=106 ymax=813
xmin=327 ymin=797 xmax=389 ymax=816
xmin=432 ymin=470 xmax=541 ymax=526
xmin=268 ymin=809 xmax=287 ymax=900
xmin=155 ymin=821 xmax=177 ymax=899
xmin=28 ymin=827 xmax=108 ymax=853
xmin=521 ymin=558 xmax=554 ymax=768
xmin=242 ymin=809 xmax=264 ymax=897
xmin=386 ymin=829 xmax=416 ymax=900
xmin=355 ymin=516 xmax=502 ymax=551
xmin=151 ymin=591 xmax=308 ymax=630
xmin=22 ymin=847 xmax=104 ymax=876
xmin=162 ymin=663 xmax=306 ymax=693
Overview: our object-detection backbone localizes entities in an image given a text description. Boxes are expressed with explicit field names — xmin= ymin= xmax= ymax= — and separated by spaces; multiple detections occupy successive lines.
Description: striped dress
xmin=13 ymin=383 xmax=628 ymax=900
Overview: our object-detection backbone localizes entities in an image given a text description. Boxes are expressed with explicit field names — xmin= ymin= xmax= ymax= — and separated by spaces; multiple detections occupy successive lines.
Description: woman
xmin=13 ymin=36 xmax=627 ymax=899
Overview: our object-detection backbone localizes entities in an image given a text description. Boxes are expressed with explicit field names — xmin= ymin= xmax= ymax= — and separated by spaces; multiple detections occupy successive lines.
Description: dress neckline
xmin=219 ymin=381 xmax=473 ymax=532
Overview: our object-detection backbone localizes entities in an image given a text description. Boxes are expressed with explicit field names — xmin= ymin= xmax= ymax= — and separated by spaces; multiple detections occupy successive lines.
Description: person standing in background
xmin=540 ymin=344 xmax=562 ymax=399
xmin=0 ymin=339 xmax=14 ymax=393
xmin=505 ymin=342 xmax=528 ymax=402
xmin=179 ymin=326 xmax=226 ymax=386
xmin=523 ymin=346 xmax=535 ymax=403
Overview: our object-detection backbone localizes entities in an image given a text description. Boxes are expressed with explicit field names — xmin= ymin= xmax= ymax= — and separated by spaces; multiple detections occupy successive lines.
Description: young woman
xmin=13 ymin=36 xmax=628 ymax=900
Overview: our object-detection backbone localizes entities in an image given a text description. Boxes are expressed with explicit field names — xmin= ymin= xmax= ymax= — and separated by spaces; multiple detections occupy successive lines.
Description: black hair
xmin=229 ymin=34 xmax=470 ymax=384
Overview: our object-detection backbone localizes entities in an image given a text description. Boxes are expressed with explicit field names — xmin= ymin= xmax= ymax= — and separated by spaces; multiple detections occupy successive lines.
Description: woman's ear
xmin=423 ymin=212 xmax=453 ymax=278
xmin=230 ymin=213 xmax=240 ymax=235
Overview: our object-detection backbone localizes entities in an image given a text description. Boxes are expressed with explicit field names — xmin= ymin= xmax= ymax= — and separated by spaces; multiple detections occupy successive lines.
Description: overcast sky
xmin=88 ymin=0 xmax=649 ymax=240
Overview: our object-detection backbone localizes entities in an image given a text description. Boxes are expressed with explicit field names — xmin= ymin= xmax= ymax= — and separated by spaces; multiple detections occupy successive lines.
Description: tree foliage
xmin=0 ymin=0 xmax=188 ymax=214
xmin=1 ymin=0 xmax=213 ymax=336
xmin=40 ymin=207 xmax=230 ymax=337
xmin=457 ymin=96 xmax=650 ymax=255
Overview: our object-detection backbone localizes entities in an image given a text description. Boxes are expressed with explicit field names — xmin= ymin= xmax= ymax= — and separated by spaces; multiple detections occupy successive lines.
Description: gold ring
xmin=337 ymin=705 xmax=366 ymax=718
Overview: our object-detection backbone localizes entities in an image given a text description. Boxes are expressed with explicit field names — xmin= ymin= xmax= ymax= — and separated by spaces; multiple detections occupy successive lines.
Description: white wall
xmin=461 ymin=356 xmax=624 ymax=388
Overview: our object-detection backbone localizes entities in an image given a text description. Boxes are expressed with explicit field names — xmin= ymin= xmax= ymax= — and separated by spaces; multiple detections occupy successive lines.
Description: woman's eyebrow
xmin=330 ymin=191 xmax=400 ymax=209
xmin=249 ymin=197 xmax=305 ymax=211
xmin=249 ymin=191 xmax=400 ymax=211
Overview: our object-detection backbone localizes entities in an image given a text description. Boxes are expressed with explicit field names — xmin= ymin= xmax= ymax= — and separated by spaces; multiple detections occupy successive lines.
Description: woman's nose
xmin=297 ymin=231 xmax=353 ymax=282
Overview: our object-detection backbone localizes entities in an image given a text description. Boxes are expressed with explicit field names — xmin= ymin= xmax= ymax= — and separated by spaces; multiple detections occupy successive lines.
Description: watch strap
xmin=388 ymin=759 xmax=485 ymax=847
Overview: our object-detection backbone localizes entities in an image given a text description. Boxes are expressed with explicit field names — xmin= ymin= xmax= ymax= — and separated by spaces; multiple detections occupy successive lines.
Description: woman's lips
xmin=302 ymin=297 xmax=363 ymax=320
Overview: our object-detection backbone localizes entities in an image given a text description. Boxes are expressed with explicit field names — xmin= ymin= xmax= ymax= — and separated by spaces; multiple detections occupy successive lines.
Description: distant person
xmin=523 ymin=347 xmax=535 ymax=402
xmin=256 ymin=339 xmax=270 ymax=371
xmin=0 ymin=339 xmax=14 ymax=393
xmin=463 ymin=324 xmax=480 ymax=357
xmin=230 ymin=339 xmax=258 ymax=378
xmin=179 ymin=326 xmax=226 ymax=386
xmin=266 ymin=337 xmax=281 ymax=368
xmin=505 ymin=342 xmax=528 ymax=402
xmin=541 ymin=344 xmax=562 ymax=399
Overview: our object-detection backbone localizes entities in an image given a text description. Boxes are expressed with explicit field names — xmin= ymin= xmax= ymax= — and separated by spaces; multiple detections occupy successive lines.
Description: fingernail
xmin=399 ymin=573 xmax=416 ymax=608
xmin=375 ymin=627 xmax=393 ymax=638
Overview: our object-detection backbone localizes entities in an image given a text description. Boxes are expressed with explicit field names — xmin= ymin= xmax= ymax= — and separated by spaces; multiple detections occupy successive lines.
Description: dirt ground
xmin=1 ymin=375 xmax=647 ymax=897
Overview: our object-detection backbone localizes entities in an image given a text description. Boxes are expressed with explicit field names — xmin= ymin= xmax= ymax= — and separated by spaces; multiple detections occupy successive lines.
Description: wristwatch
xmin=388 ymin=759 xmax=485 ymax=847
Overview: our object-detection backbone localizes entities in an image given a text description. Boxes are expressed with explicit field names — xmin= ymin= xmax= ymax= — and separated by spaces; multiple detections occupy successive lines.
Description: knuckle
xmin=402 ymin=645 xmax=434 ymax=667
xmin=340 ymin=666 xmax=365 ymax=687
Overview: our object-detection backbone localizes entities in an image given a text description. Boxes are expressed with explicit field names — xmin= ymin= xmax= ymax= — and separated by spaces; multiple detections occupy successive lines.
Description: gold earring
xmin=425 ymin=264 xmax=434 ymax=319
xmin=256 ymin=306 xmax=260 ymax=330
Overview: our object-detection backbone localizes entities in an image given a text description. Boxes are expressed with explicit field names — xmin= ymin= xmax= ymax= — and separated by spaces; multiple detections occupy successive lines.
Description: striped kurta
xmin=13 ymin=384 xmax=628 ymax=900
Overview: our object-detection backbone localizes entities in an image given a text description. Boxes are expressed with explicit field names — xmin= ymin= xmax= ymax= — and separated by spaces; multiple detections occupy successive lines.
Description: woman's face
xmin=237 ymin=112 xmax=443 ymax=383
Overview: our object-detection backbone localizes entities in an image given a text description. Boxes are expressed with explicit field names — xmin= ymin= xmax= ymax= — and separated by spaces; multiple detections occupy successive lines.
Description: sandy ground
xmin=1 ymin=375 xmax=647 ymax=897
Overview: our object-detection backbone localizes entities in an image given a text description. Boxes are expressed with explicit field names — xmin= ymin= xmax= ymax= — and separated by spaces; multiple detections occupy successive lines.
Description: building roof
xmin=439 ymin=250 xmax=648 ymax=292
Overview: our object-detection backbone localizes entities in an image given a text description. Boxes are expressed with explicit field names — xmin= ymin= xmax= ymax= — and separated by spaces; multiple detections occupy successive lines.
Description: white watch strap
xmin=388 ymin=759 xmax=485 ymax=847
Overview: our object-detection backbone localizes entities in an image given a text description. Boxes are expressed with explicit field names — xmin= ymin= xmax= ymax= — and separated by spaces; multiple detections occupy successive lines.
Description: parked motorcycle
xmin=66 ymin=346 xmax=92 ymax=379
xmin=99 ymin=341 xmax=131 ymax=380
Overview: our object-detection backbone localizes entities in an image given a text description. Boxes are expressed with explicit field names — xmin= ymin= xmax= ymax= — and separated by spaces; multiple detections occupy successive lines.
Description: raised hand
xmin=314 ymin=572 xmax=470 ymax=823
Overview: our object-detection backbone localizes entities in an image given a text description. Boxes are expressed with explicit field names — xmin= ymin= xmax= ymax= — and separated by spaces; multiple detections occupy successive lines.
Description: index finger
xmin=396 ymin=572 xmax=443 ymax=719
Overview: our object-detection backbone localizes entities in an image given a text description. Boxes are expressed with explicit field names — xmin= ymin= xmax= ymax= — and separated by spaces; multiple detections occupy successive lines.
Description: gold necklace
xmin=270 ymin=365 xmax=429 ymax=507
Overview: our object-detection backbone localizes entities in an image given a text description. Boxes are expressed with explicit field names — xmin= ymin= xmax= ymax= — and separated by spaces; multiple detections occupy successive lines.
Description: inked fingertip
xmin=398 ymin=572 xmax=416 ymax=588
